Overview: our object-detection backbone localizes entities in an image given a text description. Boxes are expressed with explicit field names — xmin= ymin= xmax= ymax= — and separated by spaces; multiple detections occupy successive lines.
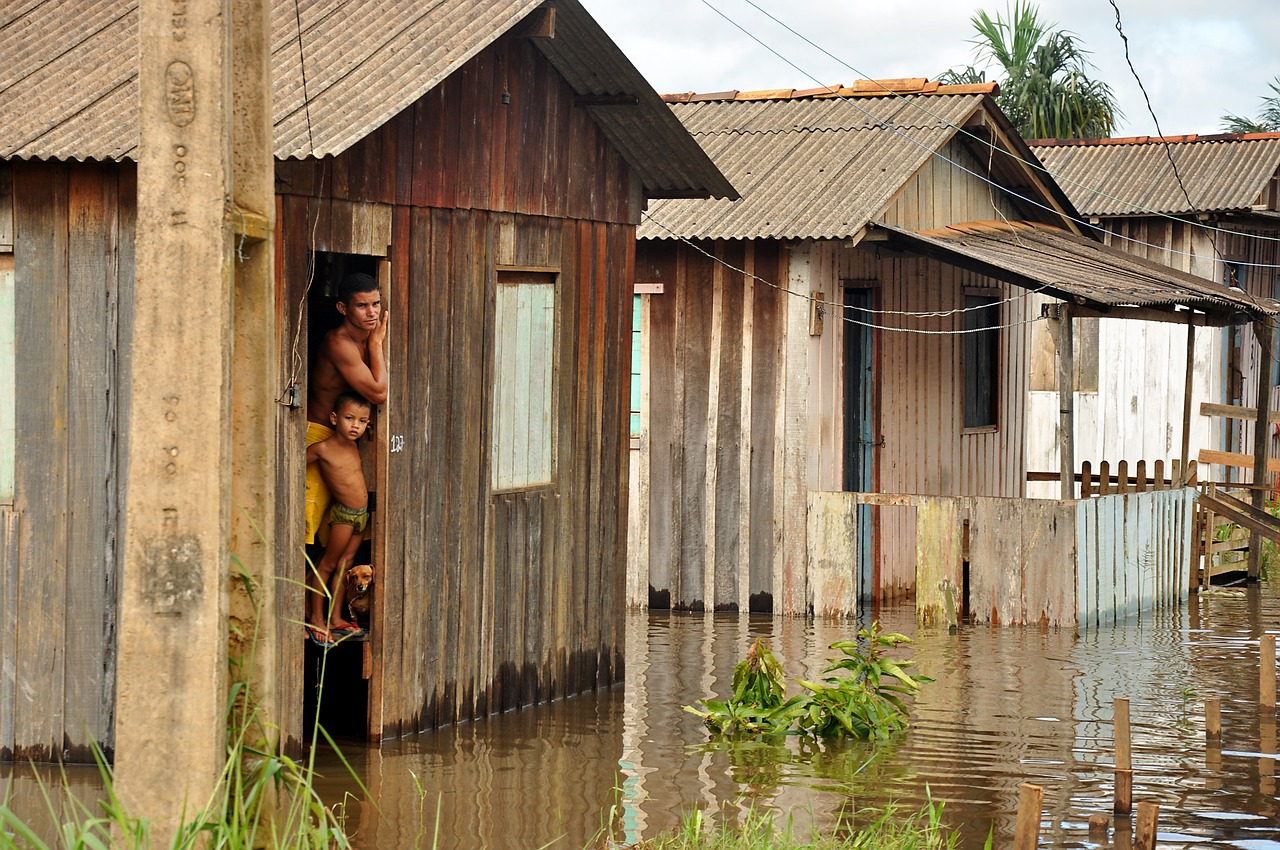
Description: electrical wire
xmin=718 ymin=0 xmax=1280 ymax=255
xmin=641 ymin=211 xmax=1049 ymax=335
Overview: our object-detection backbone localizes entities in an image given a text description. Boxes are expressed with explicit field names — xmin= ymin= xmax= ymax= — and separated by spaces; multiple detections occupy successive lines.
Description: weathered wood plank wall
xmin=3 ymin=161 xmax=134 ymax=761
xmin=1026 ymin=218 xmax=1227 ymax=498
xmin=632 ymin=236 xmax=1026 ymax=615
xmin=629 ymin=136 xmax=1031 ymax=615
xmin=275 ymin=33 xmax=634 ymax=746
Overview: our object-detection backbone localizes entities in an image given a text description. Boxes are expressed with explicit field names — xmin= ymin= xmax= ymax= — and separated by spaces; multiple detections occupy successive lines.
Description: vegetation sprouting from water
xmin=684 ymin=623 xmax=931 ymax=741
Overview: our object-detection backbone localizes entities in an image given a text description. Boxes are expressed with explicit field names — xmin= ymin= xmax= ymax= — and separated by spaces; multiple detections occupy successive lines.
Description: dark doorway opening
xmin=303 ymin=251 xmax=381 ymax=740
xmin=843 ymin=285 xmax=876 ymax=605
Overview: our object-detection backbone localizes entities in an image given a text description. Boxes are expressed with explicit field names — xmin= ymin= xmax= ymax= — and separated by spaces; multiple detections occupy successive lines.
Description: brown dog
xmin=345 ymin=564 xmax=374 ymax=622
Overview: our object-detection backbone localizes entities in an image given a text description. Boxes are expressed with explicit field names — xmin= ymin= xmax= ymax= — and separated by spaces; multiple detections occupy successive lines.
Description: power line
xmin=717 ymin=0 xmax=1280 ymax=256
xmin=641 ymin=211 xmax=1050 ymax=336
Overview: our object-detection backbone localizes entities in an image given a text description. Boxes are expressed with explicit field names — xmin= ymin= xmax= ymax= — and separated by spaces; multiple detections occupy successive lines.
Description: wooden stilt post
xmin=1051 ymin=303 xmax=1076 ymax=500
xmin=117 ymin=0 xmax=273 ymax=841
xmin=1205 ymin=696 xmax=1221 ymax=742
xmin=1134 ymin=802 xmax=1160 ymax=850
xmin=1115 ymin=697 xmax=1132 ymax=815
xmin=1249 ymin=318 xmax=1274 ymax=581
xmin=1181 ymin=316 xmax=1196 ymax=476
xmin=1263 ymin=634 xmax=1277 ymax=711
xmin=1013 ymin=783 xmax=1044 ymax=850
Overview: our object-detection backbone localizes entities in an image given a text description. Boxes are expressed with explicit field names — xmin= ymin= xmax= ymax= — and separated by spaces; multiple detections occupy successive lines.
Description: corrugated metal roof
xmin=641 ymin=91 xmax=987 ymax=241
xmin=879 ymin=220 xmax=1276 ymax=322
xmin=0 ymin=0 xmax=734 ymax=200
xmin=1031 ymin=135 xmax=1280 ymax=217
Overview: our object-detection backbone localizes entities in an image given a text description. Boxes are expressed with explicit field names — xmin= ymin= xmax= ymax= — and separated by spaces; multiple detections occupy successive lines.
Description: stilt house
xmin=1027 ymin=134 xmax=1280 ymax=493
xmin=0 ymin=0 xmax=733 ymax=762
xmin=627 ymin=81 xmax=1270 ymax=625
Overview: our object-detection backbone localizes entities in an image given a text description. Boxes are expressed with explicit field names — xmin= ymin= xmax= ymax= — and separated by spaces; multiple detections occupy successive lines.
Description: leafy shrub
xmin=684 ymin=623 xmax=931 ymax=741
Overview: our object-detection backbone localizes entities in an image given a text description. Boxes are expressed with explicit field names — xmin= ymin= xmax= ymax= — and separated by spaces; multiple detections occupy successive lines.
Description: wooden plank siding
xmin=4 ymin=27 xmax=640 ymax=759
xmin=4 ymin=161 xmax=134 ymax=762
xmin=631 ymin=236 xmax=1027 ymax=615
xmin=270 ymin=34 xmax=635 ymax=746
xmin=1026 ymin=216 xmax=1231 ymax=497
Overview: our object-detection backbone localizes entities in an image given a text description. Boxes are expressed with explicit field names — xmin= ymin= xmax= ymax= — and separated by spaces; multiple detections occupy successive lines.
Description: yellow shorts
xmin=305 ymin=422 xmax=334 ymax=545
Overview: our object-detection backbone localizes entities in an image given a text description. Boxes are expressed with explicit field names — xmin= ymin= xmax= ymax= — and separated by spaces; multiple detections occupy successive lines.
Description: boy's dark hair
xmin=333 ymin=391 xmax=372 ymax=414
xmin=337 ymin=272 xmax=379 ymax=305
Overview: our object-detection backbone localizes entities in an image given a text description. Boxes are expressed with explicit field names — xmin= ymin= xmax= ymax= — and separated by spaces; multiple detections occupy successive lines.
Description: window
xmin=963 ymin=293 xmax=999 ymax=430
xmin=491 ymin=270 xmax=556 ymax=490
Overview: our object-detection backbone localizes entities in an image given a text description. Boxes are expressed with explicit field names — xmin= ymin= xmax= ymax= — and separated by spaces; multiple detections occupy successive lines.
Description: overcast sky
xmin=581 ymin=0 xmax=1279 ymax=137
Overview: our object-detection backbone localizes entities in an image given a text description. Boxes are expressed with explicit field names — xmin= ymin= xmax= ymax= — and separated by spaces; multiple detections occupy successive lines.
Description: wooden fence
xmin=808 ymin=487 xmax=1194 ymax=629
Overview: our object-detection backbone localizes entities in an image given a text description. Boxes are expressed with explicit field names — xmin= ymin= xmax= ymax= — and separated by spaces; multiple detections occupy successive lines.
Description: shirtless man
xmin=308 ymin=272 xmax=389 ymax=423
xmin=305 ymin=272 xmax=389 ymax=547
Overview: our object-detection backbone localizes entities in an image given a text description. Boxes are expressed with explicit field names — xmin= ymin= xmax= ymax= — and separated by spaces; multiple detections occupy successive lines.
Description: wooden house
xmin=0 ymin=0 xmax=733 ymax=762
xmin=1027 ymin=134 xmax=1280 ymax=492
xmin=626 ymin=81 xmax=1270 ymax=623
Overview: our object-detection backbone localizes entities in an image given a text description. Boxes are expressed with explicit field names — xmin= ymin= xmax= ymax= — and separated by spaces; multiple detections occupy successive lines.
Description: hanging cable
xmin=713 ymin=0 xmax=1280 ymax=255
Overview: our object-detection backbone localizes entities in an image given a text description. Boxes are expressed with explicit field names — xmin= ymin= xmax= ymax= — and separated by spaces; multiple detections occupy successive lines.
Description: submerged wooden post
xmin=1249 ymin=318 xmax=1274 ymax=581
xmin=1050 ymin=303 xmax=1076 ymax=500
xmin=1013 ymin=783 xmax=1044 ymax=850
xmin=1134 ymin=802 xmax=1160 ymax=850
xmin=1115 ymin=697 xmax=1132 ymax=815
xmin=117 ymin=0 xmax=273 ymax=840
xmin=1263 ymin=635 xmax=1277 ymax=711
xmin=1205 ymin=696 xmax=1221 ymax=742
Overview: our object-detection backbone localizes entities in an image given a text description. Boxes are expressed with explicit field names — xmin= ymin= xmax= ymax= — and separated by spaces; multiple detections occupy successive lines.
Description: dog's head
xmin=345 ymin=564 xmax=374 ymax=595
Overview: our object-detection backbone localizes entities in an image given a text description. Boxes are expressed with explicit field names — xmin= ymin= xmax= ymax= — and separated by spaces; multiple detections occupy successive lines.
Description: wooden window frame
xmin=490 ymin=267 xmax=559 ymax=493
xmin=962 ymin=290 xmax=1000 ymax=433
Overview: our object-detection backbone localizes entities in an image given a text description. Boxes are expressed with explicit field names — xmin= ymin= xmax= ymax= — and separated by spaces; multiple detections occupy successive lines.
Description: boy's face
xmin=330 ymin=401 xmax=372 ymax=441
xmin=337 ymin=289 xmax=382 ymax=332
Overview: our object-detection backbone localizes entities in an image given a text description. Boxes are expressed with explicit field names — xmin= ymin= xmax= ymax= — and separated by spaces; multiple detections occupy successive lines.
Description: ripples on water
xmin=4 ymin=588 xmax=1279 ymax=848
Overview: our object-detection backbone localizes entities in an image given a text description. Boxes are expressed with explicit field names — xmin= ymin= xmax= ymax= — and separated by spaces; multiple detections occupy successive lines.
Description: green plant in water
xmin=685 ymin=637 xmax=805 ymax=736
xmin=684 ymin=623 xmax=932 ymax=742
xmin=794 ymin=627 xmax=931 ymax=742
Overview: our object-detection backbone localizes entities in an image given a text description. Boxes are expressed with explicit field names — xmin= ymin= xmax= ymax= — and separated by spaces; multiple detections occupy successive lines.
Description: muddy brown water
xmin=4 ymin=587 xmax=1280 ymax=848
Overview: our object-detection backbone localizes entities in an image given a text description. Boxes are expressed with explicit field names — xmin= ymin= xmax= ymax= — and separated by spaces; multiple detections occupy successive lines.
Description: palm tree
xmin=940 ymin=1 xmax=1120 ymax=139
xmin=1221 ymin=76 xmax=1280 ymax=133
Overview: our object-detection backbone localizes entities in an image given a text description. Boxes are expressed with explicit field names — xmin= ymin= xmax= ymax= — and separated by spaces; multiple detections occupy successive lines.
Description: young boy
xmin=305 ymin=391 xmax=373 ymax=646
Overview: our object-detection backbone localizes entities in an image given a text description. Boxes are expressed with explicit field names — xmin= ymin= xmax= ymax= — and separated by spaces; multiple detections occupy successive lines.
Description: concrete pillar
xmin=228 ymin=0 xmax=277 ymax=750
xmin=117 ymin=0 xmax=273 ymax=839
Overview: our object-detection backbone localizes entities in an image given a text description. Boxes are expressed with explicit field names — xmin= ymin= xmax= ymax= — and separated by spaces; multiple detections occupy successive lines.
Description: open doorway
xmin=303 ymin=250 xmax=382 ymax=741
xmin=843 ymin=284 xmax=877 ymax=605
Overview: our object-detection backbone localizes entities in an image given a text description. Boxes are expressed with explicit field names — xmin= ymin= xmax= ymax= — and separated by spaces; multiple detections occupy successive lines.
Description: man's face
xmin=330 ymin=401 xmax=372 ymax=441
xmin=338 ymin=289 xmax=382 ymax=332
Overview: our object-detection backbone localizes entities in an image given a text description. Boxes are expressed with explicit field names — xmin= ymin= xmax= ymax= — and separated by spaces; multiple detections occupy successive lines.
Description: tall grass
xmin=623 ymin=799 xmax=963 ymax=850
xmin=0 ymin=560 xmax=356 ymax=849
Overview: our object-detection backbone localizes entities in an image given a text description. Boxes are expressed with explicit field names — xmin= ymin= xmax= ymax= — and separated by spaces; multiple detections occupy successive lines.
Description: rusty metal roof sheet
xmin=640 ymin=90 xmax=992 ymax=241
xmin=879 ymin=220 xmax=1276 ymax=322
xmin=1030 ymin=135 xmax=1280 ymax=217
xmin=0 ymin=0 xmax=734 ymax=200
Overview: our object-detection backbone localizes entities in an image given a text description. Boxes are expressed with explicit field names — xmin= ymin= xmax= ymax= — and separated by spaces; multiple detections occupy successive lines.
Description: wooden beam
xmin=513 ymin=6 xmax=555 ymax=38
xmin=1049 ymin=302 xmax=1075 ymax=499
xmin=1198 ymin=448 xmax=1280 ymax=473
xmin=1181 ymin=318 xmax=1195 ymax=473
xmin=1198 ymin=489 xmax=1280 ymax=546
xmin=1073 ymin=304 xmax=1225 ymax=327
xmin=1250 ymin=318 xmax=1275 ymax=580
xmin=1200 ymin=401 xmax=1280 ymax=425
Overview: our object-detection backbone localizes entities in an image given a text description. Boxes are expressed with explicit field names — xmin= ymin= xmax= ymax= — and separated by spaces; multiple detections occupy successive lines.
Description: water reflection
xmin=4 ymin=587 xmax=1279 ymax=848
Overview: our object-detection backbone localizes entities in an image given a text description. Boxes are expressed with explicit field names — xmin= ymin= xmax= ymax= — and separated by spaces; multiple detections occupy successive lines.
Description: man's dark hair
xmin=337 ymin=272 xmax=379 ymax=305
xmin=333 ymin=390 xmax=373 ymax=414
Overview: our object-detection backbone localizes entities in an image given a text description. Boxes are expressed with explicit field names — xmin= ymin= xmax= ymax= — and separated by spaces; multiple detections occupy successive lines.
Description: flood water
xmin=5 ymin=586 xmax=1280 ymax=848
